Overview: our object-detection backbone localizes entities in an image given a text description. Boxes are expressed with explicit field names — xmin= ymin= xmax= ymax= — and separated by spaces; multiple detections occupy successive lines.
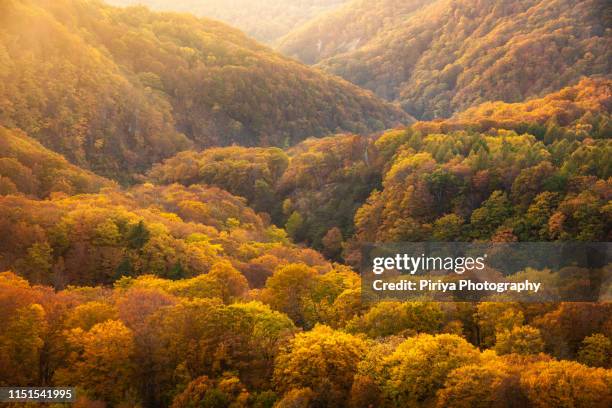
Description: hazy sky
xmin=105 ymin=0 xmax=349 ymax=43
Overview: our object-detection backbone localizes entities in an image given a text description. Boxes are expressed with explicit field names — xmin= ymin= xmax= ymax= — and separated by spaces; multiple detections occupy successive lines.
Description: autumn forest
xmin=0 ymin=0 xmax=611 ymax=407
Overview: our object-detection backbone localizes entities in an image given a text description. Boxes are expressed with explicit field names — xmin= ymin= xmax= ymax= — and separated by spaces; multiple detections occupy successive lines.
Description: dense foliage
xmin=2 ymin=271 xmax=611 ymax=407
xmin=0 ymin=2 xmax=610 ymax=406
xmin=108 ymin=0 xmax=348 ymax=44
xmin=281 ymin=0 xmax=611 ymax=119
xmin=147 ymin=146 xmax=290 ymax=215
xmin=278 ymin=0 xmax=433 ymax=64
xmin=0 ymin=0 xmax=407 ymax=181
xmin=147 ymin=135 xmax=384 ymax=254
xmin=1 ymin=78 xmax=611 ymax=405
xmin=0 ymin=184 xmax=335 ymax=288
xmin=350 ymin=78 xmax=611 ymax=248
xmin=276 ymin=134 xmax=384 ymax=252
xmin=0 ymin=127 xmax=115 ymax=198
xmin=148 ymin=79 xmax=611 ymax=257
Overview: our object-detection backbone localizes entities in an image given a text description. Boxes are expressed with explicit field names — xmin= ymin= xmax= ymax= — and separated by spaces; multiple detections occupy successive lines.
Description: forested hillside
xmin=107 ymin=0 xmax=348 ymax=43
xmin=278 ymin=0 xmax=433 ymax=64
xmin=281 ymin=0 xmax=611 ymax=119
xmin=148 ymin=78 xmax=611 ymax=255
xmin=1 ymin=75 xmax=610 ymax=406
xmin=349 ymin=78 xmax=611 ymax=247
xmin=0 ymin=183 xmax=335 ymax=288
xmin=147 ymin=146 xmax=290 ymax=216
xmin=0 ymin=2 xmax=610 ymax=407
xmin=148 ymin=135 xmax=383 ymax=255
xmin=0 ymin=0 xmax=407 ymax=181
xmin=0 ymin=127 xmax=115 ymax=198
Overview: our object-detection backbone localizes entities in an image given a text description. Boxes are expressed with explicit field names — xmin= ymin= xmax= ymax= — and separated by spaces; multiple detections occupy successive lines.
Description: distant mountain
xmin=106 ymin=0 xmax=348 ymax=44
xmin=280 ymin=0 xmax=611 ymax=120
xmin=0 ymin=0 xmax=408 ymax=181
xmin=278 ymin=0 xmax=434 ymax=64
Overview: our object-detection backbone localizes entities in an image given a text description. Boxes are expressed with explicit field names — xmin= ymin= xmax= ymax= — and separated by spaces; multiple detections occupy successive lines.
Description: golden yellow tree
xmin=273 ymin=325 xmax=367 ymax=407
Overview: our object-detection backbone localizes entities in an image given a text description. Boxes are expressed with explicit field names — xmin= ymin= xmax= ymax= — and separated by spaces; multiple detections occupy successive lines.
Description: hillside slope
xmin=278 ymin=0 xmax=433 ymax=64
xmin=146 ymin=78 xmax=611 ymax=253
xmin=107 ymin=0 xmax=348 ymax=44
xmin=352 ymin=78 xmax=611 ymax=246
xmin=281 ymin=0 xmax=611 ymax=119
xmin=0 ymin=127 xmax=115 ymax=198
xmin=0 ymin=0 xmax=408 ymax=181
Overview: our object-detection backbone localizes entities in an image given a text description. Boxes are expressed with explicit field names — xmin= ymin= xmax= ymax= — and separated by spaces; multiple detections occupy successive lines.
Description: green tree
xmin=347 ymin=301 xmax=443 ymax=338
xmin=432 ymin=214 xmax=465 ymax=241
xmin=20 ymin=242 xmax=53 ymax=284
xmin=495 ymin=325 xmax=545 ymax=355
xmin=285 ymin=211 xmax=304 ymax=241
xmin=114 ymin=257 xmax=134 ymax=279
xmin=127 ymin=220 xmax=150 ymax=249
xmin=577 ymin=334 xmax=611 ymax=368
xmin=93 ymin=219 xmax=121 ymax=246
xmin=470 ymin=191 xmax=512 ymax=239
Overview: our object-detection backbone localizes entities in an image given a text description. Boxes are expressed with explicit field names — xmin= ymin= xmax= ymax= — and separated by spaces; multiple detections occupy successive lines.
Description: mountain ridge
xmin=279 ymin=0 xmax=611 ymax=120
xmin=106 ymin=0 xmax=349 ymax=44
xmin=278 ymin=0 xmax=434 ymax=64
xmin=0 ymin=0 xmax=408 ymax=181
